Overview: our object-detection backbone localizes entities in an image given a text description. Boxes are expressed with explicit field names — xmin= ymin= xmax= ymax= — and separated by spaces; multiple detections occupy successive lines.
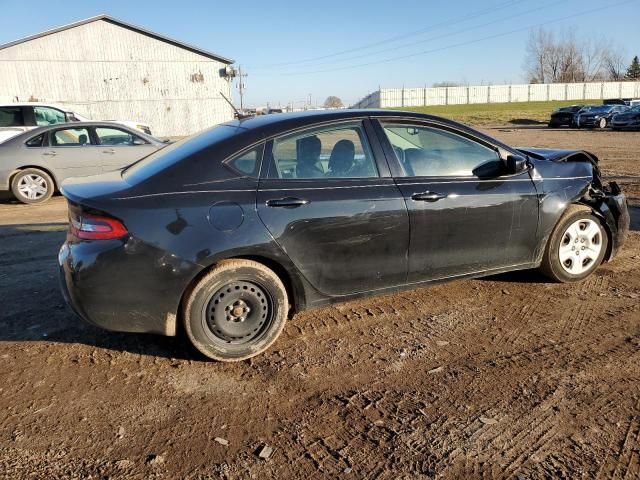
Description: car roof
xmin=0 ymin=102 xmax=73 ymax=111
xmin=224 ymin=109 xmax=514 ymax=152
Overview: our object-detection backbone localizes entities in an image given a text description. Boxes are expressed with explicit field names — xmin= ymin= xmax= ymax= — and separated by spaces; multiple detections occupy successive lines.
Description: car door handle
xmin=103 ymin=149 xmax=115 ymax=154
xmin=43 ymin=151 xmax=57 ymax=156
xmin=265 ymin=197 xmax=310 ymax=208
xmin=411 ymin=191 xmax=447 ymax=202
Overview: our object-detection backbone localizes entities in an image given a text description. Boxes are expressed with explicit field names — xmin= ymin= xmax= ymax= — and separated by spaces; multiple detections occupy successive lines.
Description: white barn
xmin=0 ymin=15 xmax=235 ymax=136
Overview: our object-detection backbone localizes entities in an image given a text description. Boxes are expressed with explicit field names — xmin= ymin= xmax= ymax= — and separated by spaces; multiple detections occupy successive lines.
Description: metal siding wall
xmin=0 ymin=20 xmax=234 ymax=136
xmin=353 ymin=81 xmax=640 ymax=108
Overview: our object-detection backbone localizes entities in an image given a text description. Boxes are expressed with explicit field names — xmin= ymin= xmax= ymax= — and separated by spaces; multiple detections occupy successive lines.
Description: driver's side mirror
xmin=506 ymin=154 xmax=528 ymax=174
xmin=132 ymin=137 xmax=146 ymax=146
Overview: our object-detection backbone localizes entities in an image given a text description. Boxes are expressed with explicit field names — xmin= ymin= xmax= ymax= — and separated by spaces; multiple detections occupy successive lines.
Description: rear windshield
xmin=123 ymin=124 xmax=242 ymax=184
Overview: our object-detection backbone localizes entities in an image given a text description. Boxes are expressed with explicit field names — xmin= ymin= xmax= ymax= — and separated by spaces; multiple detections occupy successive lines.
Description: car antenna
xmin=219 ymin=91 xmax=252 ymax=119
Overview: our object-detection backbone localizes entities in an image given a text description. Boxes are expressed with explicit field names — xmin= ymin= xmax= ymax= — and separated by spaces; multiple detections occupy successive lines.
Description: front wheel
xmin=597 ymin=117 xmax=607 ymax=129
xmin=11 ymin=168 xmax=54 ymax=204
xmin=183 ymin=259 xmax=289 ymax=361
xmin=540 ymin=207 xmax=608 ymax=282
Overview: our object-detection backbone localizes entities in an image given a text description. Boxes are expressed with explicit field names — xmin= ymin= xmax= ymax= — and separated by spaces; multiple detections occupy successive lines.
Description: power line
xmin=280 ymin=0 xmax=637 ymax=76
xmin=278 ymin=0 xmax=561 ymax=71
xmin=254 ymin=0 xmax=526 ymax=68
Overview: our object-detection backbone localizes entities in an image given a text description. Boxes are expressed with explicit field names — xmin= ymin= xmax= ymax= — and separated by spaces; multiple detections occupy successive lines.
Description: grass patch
xmin=393 ymin=100 xmax=596 ymax=126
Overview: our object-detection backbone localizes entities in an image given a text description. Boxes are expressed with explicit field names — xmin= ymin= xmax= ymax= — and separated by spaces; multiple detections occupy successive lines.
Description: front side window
xmin=0 ymin=107 xmax=24 ymax=127
xmin=95 ymin=127 xmax=143 ymax=146
xmin=271 ymin=122 xmax=378 ymax=179
xmin=382 ymin=123 xmax=501 ymax=178
xmin=52 ymin=128 xmax=91 ymax=146
xmin=34 ymin=107 xmax=66 ymax=126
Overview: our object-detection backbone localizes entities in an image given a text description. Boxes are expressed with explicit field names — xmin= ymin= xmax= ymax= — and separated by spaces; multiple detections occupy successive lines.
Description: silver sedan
xmin=0 ymin=122 xmax=167 ymax=204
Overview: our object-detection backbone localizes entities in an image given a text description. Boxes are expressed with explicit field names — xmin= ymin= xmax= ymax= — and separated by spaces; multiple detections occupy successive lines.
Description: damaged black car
xmin=547 ymin=104 xmax=583 ymax=128
xmin=58 ymin=110 xmax=630 ymax=361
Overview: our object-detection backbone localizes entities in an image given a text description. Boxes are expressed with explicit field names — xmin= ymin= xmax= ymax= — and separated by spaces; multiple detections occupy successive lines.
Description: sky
xmin=1 ymin=0 xmax=639 ymax=108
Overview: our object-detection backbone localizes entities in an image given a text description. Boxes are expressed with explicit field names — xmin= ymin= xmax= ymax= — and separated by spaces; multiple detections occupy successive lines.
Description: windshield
xmin=585 ymin=105 xmax=614 ymax=113
xmin=123 ymin=124 xmax=242 ymax=184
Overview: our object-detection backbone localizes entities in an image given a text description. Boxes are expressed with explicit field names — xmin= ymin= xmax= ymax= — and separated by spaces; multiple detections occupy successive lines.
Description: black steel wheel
xmin=206 ymin=280 xmax=273 ymax=345
xmin=184 ymin=259 xmax=288 ymax=361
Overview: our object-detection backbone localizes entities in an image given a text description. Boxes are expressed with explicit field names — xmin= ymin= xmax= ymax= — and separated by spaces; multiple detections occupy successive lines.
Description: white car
xmin=0 ymin=103 xmax=152 ymax=143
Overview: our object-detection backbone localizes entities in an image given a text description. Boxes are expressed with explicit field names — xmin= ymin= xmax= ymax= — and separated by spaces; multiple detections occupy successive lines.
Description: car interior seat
xmin=327 ymin=140 xmax=355 ymax=177
xmin=78 ymin=134 xmax=88 ymax=145
xmin=296 ymin=135 xmax=323 ymax=178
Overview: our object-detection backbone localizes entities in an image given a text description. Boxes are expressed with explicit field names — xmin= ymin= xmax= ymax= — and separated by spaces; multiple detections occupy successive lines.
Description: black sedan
xmin=547 ymin=105 xmax=583 ymax=128
xmin=576 ymin=104 xmax=629 ymax=129
xmin=58 ymin=110 xmax=630 ymax=361
xmin=611 ymin=105 xmax=640 ymax=130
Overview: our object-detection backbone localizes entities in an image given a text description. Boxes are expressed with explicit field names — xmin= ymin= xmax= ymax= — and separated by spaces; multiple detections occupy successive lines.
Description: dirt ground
xmin=0 ymin=126 xmax=638 ymax=479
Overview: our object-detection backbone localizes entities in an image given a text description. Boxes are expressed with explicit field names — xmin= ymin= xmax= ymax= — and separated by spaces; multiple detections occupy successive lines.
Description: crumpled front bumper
xmin=595 ymin=182 xmax=630 ymax=259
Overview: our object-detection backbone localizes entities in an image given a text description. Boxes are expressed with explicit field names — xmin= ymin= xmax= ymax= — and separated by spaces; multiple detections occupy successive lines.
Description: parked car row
xmin=0 ymin=122 xmax=166 ymax=204
xmin=548 ymin=99 xmax=640 ymax=130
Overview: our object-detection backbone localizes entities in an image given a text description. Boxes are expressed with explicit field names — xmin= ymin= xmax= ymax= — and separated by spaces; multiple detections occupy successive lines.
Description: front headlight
xmin=593 ymin=115 xmax=600 ymax=119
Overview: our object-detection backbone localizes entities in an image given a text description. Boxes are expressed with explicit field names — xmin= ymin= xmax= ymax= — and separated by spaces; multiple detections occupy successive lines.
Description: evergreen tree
xmin=625 ymin=56 xmax=640 ymax=80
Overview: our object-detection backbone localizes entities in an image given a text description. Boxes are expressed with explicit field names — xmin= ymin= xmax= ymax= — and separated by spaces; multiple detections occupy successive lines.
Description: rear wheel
xmin=183 ymin=259 xmax=288 ymax=361
xmin=11 ymin=168 xmax=54 ymax=204
xmin=540 ymin=206 xmax=608 ymax=282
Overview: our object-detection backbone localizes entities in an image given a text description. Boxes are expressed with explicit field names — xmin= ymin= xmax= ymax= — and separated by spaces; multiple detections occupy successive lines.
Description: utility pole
xmin=237 ymin=65 xmax=248 ymax=110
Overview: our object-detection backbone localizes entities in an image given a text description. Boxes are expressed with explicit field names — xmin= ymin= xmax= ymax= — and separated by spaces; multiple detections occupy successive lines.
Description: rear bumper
xmin=58 ymin=235 xmax=200 ymax=336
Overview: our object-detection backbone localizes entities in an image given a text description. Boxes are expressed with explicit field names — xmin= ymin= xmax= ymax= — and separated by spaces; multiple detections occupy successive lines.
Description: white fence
xmin=352 ymin=81 xmax=640 ymax=109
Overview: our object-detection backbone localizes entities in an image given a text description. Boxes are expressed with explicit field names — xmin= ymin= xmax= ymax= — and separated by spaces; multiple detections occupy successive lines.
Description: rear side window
xmin=225 ymin=146 xmax=262 ymax=177
xmin=0 ymin=107 xmax=24 ymax=127
xmin=26 ymin=133 xmax=45 ymax=147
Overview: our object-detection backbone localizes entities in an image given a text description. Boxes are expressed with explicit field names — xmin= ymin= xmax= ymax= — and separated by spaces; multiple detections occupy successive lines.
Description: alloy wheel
xmin=558 ymin=218 xmax=603 ymax=275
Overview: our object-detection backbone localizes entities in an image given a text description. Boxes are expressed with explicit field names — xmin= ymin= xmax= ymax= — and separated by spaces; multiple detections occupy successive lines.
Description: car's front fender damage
xmin=520 ymin=148 xmax=630 ymax=264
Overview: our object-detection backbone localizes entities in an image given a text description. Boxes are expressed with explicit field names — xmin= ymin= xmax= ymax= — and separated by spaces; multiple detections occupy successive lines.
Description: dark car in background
xmin=576 ymin=104 xmax=629 ymax=129
xmin=611 ymin=105 xmax=640 ymax=130
xmin=58 ymin=110 xmax=629 ymax=362
xmin=548 ymin=105 xmax=584 ymax=128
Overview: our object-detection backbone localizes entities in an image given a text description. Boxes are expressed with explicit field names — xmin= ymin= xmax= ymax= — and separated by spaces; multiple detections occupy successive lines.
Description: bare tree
xmin=524 ymin=28 xmax=625 ymax=83
xmin=603 ymin=49 xmax=627 ymax=81
xmin=323 ymin=96 xmax=344 ymax=108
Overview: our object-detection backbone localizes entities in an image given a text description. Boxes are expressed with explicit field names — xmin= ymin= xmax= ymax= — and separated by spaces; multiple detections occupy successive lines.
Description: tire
xmin=11 ymin=168 xmax=54 ymax=204
xmin=540 ymin=206 xmax=609 ymax=283
xmin=183 ymin=259 xmax=289 ymax=361
xmin=597 ymin=117 xmax=607 ymax=129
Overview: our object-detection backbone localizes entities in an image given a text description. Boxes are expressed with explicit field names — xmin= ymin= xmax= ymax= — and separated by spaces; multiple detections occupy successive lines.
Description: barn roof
xmin=0 ymin=14 xmax=234 ymax=64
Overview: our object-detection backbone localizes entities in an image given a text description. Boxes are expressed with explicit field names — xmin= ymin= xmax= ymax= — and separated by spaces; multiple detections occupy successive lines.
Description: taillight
xmin=69 ymin=211 xmax=128 ymax=240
